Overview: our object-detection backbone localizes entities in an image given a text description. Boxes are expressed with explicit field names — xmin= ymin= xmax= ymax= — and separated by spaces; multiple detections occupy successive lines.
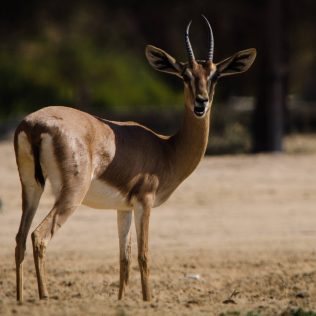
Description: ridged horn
xmin=201 ymin=15 xmax=214 ymax=62
xmin=185 ymin=20 xmax=195 ymax=64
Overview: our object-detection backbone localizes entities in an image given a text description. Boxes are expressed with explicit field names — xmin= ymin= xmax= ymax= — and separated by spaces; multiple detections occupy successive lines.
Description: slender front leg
xmin=134 ymin=199 xmax=152 ymax=301
xmin=117 ymin=210 xmax=132 ymax=300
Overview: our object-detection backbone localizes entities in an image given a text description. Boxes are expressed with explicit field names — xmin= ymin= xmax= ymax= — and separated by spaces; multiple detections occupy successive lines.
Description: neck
xmin=169 ymin=88 xmax=211 ymax=181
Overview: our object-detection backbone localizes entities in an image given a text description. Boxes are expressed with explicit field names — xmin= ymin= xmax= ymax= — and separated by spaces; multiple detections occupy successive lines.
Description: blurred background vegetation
xmin=0 ymin=0 xmax=315 ymax=154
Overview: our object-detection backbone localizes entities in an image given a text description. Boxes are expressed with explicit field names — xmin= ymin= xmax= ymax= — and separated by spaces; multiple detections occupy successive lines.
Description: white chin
xmin=194 ymin=111 xmax=205 ymax=117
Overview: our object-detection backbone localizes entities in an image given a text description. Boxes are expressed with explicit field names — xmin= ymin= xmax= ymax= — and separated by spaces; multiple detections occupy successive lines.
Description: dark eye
xmin=182 ymin=69 xmax=193 ymax=82
xmin=211 ymin=73 xmax=219 ymax=81
xmin=183 ymin=73 xmax=191 ymax=82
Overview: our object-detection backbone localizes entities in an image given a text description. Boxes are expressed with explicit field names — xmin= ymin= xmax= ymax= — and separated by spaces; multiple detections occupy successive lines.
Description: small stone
xmin=187 ymin=299 xmax=199 ymax=305
xmin=65 ymin=281 xmax=73 ymax=287
xmin=185 ymin=274 xmax=201 ymax=280
xmin=222 ymin=298 xmax=237 ymax=304
xmin=295 ymin=291 xmax=308 ymax=298
xmin=110 ymin=281 xmax=119 ymax=287
xmin=26 ymin=298 xmax=36 ymax=303
xmin=72 ymin=292 xmax=81 ymax=298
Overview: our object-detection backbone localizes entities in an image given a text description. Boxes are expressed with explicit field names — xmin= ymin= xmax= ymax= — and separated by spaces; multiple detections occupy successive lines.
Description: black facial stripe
xmin=194 ymin=77 xmax=199 ymax=92
xmin=207 ymin=79 xmax=212 ymax=90
xmin=190 ymin=77 xmax=196 ymax=94
xmin=206 ymin=71 xmax=218 ymax=90
xmin=181 ymin=67 xmax=194 ymax=88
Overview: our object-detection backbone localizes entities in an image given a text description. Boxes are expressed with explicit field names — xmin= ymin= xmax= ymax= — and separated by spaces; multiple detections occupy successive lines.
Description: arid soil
xmin=1 ymin=139 xmax=316 ymax=315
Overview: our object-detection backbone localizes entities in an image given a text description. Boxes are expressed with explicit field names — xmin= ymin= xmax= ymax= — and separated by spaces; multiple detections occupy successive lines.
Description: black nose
xmin=195 ymin=96 xmax=208 ymax=104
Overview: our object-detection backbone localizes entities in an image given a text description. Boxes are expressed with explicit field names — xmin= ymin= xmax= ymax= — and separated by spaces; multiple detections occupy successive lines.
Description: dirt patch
xmin=1 ymin=140 xmax=316 ymax=315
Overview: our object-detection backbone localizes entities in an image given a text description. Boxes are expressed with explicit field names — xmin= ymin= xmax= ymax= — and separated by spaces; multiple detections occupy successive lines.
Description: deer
xmin=14 ymin=15 xmax=256 ymax=302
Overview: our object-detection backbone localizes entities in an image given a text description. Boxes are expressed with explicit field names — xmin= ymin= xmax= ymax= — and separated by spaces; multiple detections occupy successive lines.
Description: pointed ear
xmin=216 ymin=48 xmax=257 ymax=78
xmin=145 ymin=45 xmax=184 ymax=77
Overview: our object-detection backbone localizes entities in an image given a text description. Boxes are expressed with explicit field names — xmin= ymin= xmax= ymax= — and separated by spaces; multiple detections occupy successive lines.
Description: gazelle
xmin=14 ymin=16 xmax=256 ymax=302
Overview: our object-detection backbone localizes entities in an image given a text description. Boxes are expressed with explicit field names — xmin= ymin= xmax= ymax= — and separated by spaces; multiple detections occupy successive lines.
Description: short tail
xmin=14 ymin=121 xmax=45 ymax=188
xmin=31 ymin=141 xmax=45 ymax=187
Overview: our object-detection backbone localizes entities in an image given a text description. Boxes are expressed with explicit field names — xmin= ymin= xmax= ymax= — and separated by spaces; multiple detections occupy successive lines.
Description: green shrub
xmin=0 ymin=38 xmax=182 ymax=119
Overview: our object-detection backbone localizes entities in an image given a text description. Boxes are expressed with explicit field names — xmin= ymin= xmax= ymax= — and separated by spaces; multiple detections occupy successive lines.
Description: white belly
xmin=82 ymin=179 xmax=130 ymax=210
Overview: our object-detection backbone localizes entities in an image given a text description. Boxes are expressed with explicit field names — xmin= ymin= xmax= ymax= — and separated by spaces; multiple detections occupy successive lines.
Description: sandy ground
xmin=1 ymin=139 xmax=316 ymax=315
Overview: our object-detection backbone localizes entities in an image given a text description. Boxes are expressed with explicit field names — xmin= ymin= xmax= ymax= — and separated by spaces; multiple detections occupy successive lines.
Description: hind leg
xmin=15 ymin=132 xmax=45 ymax=302
xmin=31 ymin=183 xmax=89 ymax=299
xmin=16 ymin=182 xmax=44 ymax=302
xmin=30 ymin=131 xmax=93 ymax=299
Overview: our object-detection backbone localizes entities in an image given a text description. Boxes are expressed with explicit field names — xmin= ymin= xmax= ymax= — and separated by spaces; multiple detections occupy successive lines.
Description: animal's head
xmin=146 ymin=15 xmax=256 ymax=119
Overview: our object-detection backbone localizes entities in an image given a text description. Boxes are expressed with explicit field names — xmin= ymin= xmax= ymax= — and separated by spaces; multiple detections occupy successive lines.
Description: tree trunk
xmin=253 ymin=0 xmax=289 ymax=152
